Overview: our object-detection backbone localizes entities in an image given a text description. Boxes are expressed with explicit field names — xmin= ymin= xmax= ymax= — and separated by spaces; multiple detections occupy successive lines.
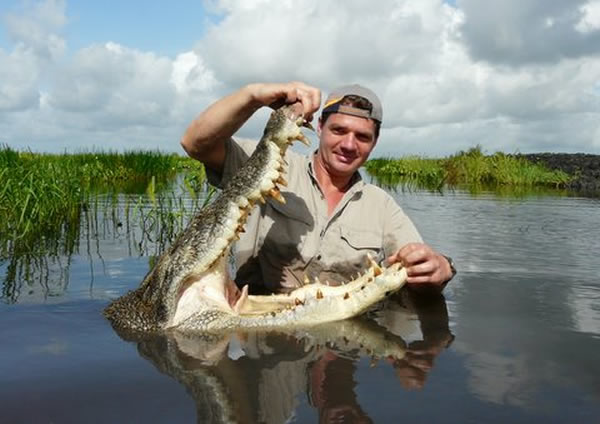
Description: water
xmin=1 ymin=187 xmax=599 ymax=423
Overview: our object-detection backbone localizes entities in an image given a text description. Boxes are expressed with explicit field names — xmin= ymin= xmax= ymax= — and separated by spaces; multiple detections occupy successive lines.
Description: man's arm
xmin=180 ymin=82 xmax=321 ymax=171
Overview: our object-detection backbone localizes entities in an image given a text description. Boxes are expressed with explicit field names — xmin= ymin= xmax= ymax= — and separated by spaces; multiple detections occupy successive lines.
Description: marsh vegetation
xmin=0 ymin=146 xmax=212 ymax=302
xmin=1 ymin=144 xmax=594 ymax=302
xmin=364 ymin=146 xmax=572 ymax=192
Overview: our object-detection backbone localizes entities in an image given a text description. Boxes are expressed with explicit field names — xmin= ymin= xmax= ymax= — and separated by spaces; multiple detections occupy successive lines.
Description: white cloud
xmin=197 ymin=0 xmax=459 ymax=88
xmin=0 ymin=0 xmax=67 ymax=112
xmin=48 ymin=42 xmax=177 ymax=128
xmin=2 ymin=0 xmax=66 ymax=60
xmin=0 ymin=46 xmax=41 ymax=111
xmin=171 ymin=51 xmax=219 ymax=94
xmin=457 ymin=0 xmax=600 ymax=65
xmin=576 ymin=0 xmax=600 ymax=33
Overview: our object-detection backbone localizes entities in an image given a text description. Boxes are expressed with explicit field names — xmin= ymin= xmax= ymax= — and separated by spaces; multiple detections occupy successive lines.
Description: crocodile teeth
xmin=276 ymin=176 xmax=287 ymax=187
xmin=266 ymin=167 xmax=280 ymax=181
xmin=297 ymin=133 xmax=311 ymax=146
xmin=260 ymin=179 xmax=274 ymax=192
xmin=367 ymin=253 xmax=383 ymax=276
xmin=269 ymin=187 xmax=285 ymax=204
xmin=237 ymin=197 xmax=249 ymax=208
xmin=302 ymin=120 xmax=315 ymax=131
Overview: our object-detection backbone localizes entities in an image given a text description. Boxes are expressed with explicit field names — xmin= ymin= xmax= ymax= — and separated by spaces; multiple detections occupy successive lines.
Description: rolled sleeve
xmin=205 ymin=137 xmax=256 ymax=188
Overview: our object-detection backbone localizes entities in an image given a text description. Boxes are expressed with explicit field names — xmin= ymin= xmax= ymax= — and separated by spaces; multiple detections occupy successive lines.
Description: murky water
xmin=1 ymin=186 xmax=599 ymax=423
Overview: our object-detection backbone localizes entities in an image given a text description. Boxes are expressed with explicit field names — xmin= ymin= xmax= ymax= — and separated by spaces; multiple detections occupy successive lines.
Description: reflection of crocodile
xmin=104 ymin=103 xmax=407 ymax=333
xmin=135 ymin=318 xmax=408 ymax=424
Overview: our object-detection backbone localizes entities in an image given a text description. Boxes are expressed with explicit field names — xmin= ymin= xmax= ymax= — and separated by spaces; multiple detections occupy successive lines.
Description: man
xmin=181 ymin=81 xmax=456 ymax=293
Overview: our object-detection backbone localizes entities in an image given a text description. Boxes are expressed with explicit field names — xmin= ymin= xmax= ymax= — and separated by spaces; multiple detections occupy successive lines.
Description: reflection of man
xmin=309 ymin=351 xmax=373 ymax=424
xmin=308 ymin=290 xmax=453 ymax=422
xmin=384 ymin=290 xmax=454 ymax=390
xmin=181 ymin=82 xmax=456 ymax=292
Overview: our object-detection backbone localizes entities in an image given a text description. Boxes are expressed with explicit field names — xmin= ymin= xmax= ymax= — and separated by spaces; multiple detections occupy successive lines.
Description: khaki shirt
xmin=206 ymin=138 xmax=423 ymax=292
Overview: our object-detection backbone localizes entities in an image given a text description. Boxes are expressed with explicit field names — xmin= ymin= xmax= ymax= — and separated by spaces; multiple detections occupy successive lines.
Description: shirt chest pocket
xmin=339 ymin=227 xmax=383 ymax=264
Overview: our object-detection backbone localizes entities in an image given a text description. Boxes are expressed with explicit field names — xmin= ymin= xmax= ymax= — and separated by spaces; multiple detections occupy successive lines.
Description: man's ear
xmin=317 ymin=117 xmax=323 ymax=136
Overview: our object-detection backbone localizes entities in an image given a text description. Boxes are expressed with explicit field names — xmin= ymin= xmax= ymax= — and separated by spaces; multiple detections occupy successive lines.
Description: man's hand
xmin=181 ymin=81 xmax=321 ymax=168
xmin=246 ymin=82 xmax=321 ymax=123
xmin=387 ymin=243 xmax=454 ymax=287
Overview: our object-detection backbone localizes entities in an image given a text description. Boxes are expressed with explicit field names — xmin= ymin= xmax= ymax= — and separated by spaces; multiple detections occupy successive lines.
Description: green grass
xmin=365 ymin=145 xmax=572 ymax=190
xmin=0 ymin=144 xmax=574 ymax=302
xmin=0 ymin=145 xmax=207 ymax=260
xmin=1 ymin=145 xmax=214 ymax=302
xmin=364 ymin=156 xmax=446 ymax=190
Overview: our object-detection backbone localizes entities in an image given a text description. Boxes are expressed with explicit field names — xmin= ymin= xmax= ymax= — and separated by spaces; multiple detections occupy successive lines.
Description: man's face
xmin=317 ymin=113 xmax=378 ymax=178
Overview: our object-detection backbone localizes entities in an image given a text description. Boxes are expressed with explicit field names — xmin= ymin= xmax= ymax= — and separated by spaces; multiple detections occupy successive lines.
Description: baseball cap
xmin=322 ymin=84 xmax=383 ymax=123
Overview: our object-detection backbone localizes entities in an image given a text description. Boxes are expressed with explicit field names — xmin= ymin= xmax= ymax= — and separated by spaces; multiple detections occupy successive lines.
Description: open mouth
xmin=171 ymin=252 xmax=406 ymax=328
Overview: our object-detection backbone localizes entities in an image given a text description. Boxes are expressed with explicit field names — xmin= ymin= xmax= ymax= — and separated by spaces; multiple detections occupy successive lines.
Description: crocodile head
xmin=104 ymin=103 xmax=407 ymax=334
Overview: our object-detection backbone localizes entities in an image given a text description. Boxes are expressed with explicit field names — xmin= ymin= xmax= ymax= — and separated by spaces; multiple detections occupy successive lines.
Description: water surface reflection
xmin=2 ymin=185 xmax=600 ymax=422
xmin=120 ymin=290 xmax=451 ymax=424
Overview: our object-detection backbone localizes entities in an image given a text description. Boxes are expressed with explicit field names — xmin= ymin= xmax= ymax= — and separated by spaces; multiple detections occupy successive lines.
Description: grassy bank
xmin=0 ymin=146 xmax=207 ymax=260
xmin=1 ymin=144 xmax=574 ymax=254
xmin=365 ymin=146 xmax=572 ymax=190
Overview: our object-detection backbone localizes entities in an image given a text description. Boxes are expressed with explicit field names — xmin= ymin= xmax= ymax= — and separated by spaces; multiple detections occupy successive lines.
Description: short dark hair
xmin=320 ymin=94 xmax=381 ymax=139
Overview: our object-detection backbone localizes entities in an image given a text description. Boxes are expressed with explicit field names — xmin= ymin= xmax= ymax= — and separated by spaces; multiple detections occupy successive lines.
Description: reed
xmin=365 ymin=145 xmax=571 ymax=190
xmin=444 ymin=146 xmax=571 ymax=187
xmin=364 ymin=157 xmax=446 ymax=190
xmin=0 ymin=146 xmax=207 ymax=259
xmin=1 ymin=146 xmax=214 ymax=302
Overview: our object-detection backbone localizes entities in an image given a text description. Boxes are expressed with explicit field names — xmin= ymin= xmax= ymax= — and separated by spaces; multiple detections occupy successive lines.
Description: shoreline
xmin=517 ymin=153 xmax=600 ymax=194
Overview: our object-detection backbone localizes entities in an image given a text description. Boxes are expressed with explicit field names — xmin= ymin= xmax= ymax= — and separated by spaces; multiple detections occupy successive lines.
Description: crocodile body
xmin=104 ymin=104 xmax=407 ymax=333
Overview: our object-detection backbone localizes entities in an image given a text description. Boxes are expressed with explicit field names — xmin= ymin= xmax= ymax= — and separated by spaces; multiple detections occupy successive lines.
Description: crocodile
xmin=104 ymin=103 xmax=407 ymax=333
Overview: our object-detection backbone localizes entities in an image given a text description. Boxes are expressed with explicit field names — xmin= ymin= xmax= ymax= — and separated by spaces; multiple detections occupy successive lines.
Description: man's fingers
xmin=294 ymin=87 xmax=321 ymax=121
xmin=398 ymin=245 xmax=431 ymax=267
xmin=267 ymin=83 xmax=321 ymax=122
xmin=395 ymin=243 xmax=450 ymax=287
xmin=406 ymin=261 xmax=435 ymax=276
xmin=406 ymin=275 xmax=435 ymax=284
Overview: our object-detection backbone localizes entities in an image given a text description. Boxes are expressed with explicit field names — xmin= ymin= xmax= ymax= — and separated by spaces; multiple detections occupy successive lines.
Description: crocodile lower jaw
xmin=169 ymin=253 xmax=407 ymax=331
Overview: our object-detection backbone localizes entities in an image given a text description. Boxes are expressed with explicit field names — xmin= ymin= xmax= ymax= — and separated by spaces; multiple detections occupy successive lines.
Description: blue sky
xmin=1 ymin=0 xmax=600 ymax=155
xmin=1 ymin=0 xmax=213 ymax=55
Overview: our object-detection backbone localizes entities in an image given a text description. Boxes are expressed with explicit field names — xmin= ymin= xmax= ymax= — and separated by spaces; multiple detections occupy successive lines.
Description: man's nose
xmin=339 ymin=133 xmax=358 ymax=150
